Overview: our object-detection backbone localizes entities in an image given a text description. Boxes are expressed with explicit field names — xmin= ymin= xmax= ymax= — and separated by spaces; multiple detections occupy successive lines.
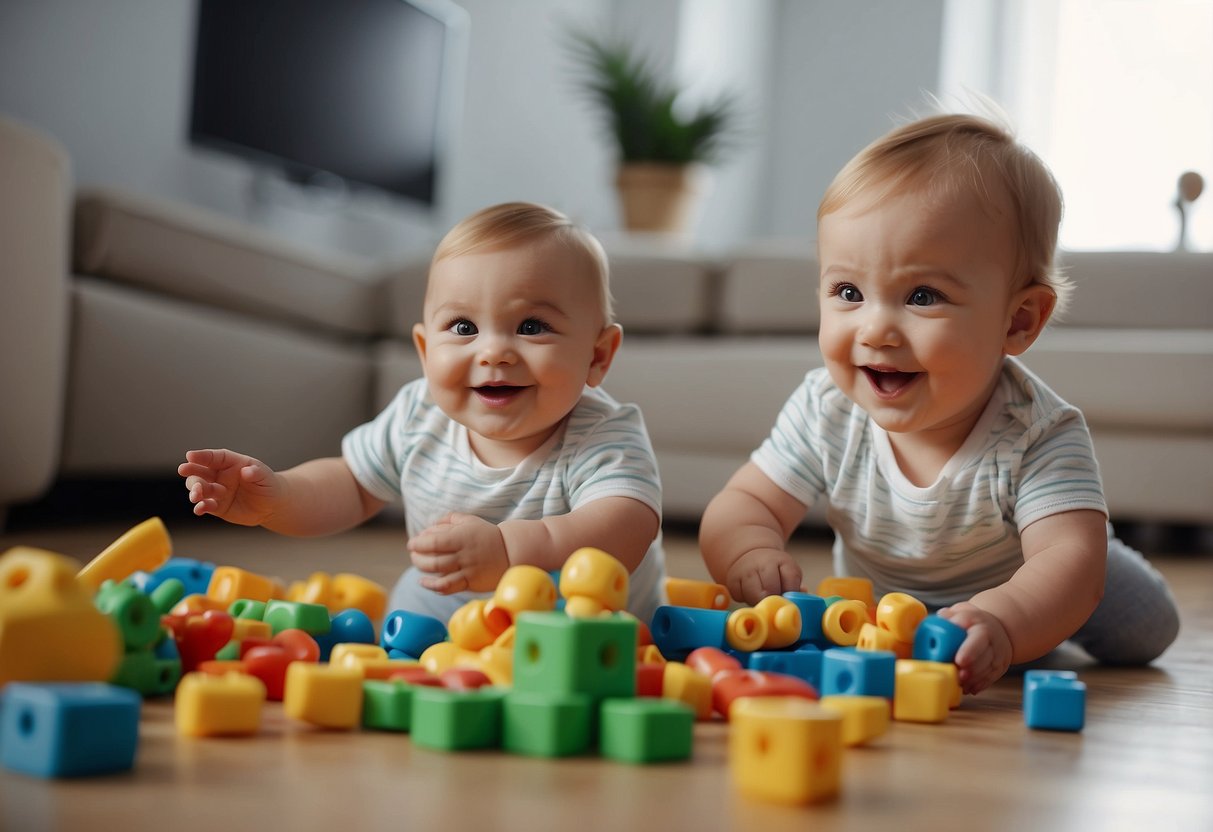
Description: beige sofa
xmin=4 ymin=113 xmax=1212 ymax=529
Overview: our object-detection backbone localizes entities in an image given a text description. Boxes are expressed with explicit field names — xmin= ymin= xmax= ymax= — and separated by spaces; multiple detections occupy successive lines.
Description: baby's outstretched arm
xmin=939 ymin=509 xmax=1107 ymax=694
xmin=179 ymin=449 xmax=385 ymax=536
xmin=699 ymin=462 xmax=808 ymax=605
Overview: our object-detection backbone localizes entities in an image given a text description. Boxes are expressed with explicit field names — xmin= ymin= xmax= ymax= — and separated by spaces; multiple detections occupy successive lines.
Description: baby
xmin=699 ymin=113 xmax=1179 ymax=694
xmin=180 ymin=202 xmax=667 ymax=624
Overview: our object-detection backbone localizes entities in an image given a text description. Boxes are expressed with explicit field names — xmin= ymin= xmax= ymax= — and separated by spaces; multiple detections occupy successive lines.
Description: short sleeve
xmin=750 ymin=371 xmax=834 ymax=508
xmin=564 ymin=401 xmax=662 ymax=518
xmin=1013 ymin=407 xmax=1108 ymax=530
xmin=341 ymin=382 xmax=423 ymax=502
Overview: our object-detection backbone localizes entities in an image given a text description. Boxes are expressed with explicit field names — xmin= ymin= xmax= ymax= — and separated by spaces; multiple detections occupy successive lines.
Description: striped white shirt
xmin=752 ymin=358 xmax=1108 ymax=607
xmin=343 ymin=379 xmax=666 ymax=623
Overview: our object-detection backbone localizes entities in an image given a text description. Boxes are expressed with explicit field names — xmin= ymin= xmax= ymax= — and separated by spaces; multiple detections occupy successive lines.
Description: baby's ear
xmin=586 ymin=323 xmax=623 ymax=387
xmin=412 ymin=322 xmax=428 ymax=363
xmin=1004 ymin=284 xmax=1057 ymax=356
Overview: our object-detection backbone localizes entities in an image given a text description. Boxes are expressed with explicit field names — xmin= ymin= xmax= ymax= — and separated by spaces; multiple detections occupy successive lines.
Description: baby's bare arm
xmin=497 ymin=496 xmax=660 ymax=574
xmin=263 ymin=457 xmax=387 ymax=536
xmin=699 ymin=462 xmax=808 ymax=604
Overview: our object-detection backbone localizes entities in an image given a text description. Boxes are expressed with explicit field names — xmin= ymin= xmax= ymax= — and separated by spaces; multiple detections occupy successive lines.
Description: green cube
xmin=513 ymin=613 xmax=637 ymax=700
xmin=110 ymin=649 xmax=182 ymax=697
xmin=599 ymin=698 xmax=694 ymax=764
xmin=262 ymin=600 xmax=331 ymax=636
xmin=410 ymin=686 xmax=505 ymax=751
xmin=362 ymin=680 xmax=415 ymax=732
xmin=502 ymin=690 xmax=592 ymax=757
xmin=227 ymin=599 xmax=267 ymax=621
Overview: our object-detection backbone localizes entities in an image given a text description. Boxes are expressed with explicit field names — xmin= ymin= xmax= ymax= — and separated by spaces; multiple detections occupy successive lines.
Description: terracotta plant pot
xmin=615 ymin=163 xmax=704 ymax=233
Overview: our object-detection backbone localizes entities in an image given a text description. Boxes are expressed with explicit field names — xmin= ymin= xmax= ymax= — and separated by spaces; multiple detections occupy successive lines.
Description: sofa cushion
xmin=1056 ymin=251 xmax=1213 ymax=329
xmin=718 ymin=247 xmax=819 ymax=334
xmin=608 ymin=248 xmax=717 ymax=334
xmin=74 ymin=188 xmax=385 ymax=337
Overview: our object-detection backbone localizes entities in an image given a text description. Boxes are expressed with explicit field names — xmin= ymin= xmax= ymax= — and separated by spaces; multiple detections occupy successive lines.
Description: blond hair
xmin=818 ymin=113 xmax=1072 ymax=317
xmin=432 ymin=201 xmax=614 ymax=324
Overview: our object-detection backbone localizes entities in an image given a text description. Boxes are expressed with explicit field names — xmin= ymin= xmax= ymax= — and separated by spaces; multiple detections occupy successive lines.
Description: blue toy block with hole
xmin=821 ymin=647 xmax=896 ymax=698
xmin=1023 ymin=670 xmax=1085 ymax=731
xmin=136 ymin=557 xmax=216 ymax=597
xmin=912 ymin=614 xmax=967 ymax=663
xmin=0 ymin=683 xmax=140 ymax=778
xmin=380 ymin=610 xmax=448 ymax=659
xmin=313 ymin=608 xmax=377 ymax=661
xmin=749 ymin=647 xmax=823 ymax=691
xmin=649 ymin=605 xmax=728 ymax=660
xmin=783 ymin=591 xmax=829 ymax=646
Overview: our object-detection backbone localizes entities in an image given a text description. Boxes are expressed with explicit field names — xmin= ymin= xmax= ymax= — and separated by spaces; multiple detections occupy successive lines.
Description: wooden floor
xmin=2 ymin=517 xmax=1211 ymax=832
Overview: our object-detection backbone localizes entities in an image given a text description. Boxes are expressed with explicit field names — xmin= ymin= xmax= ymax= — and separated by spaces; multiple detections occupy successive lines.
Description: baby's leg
xmin=1067 ymin=529 xmax=1180 ymax=665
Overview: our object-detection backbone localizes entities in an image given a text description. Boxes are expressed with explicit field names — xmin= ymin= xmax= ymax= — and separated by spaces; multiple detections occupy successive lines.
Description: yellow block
xmin=662 ymin=661 xmax=713 ymax=720
xmin=283 ymin=663 xmax=364 ymax=729
xmin=893 ymin=666 xmax=951 ymax=723
xmin=817 ymin=576 xmax=874 ymax=609
xmin=76 ymin=517 xmax=171 ymax=591
xmin=664 ymin=577 xmax=730 ymax=610
xmin=330 ymin=643 xmax=389 ymax=670
xmin=331 ymin=573 xmax=387 ymax=623
xmin=897 ymin=659 xmax=962 ymax=709
xmin=207 ymin=566 xmax=278 ymax=605
xmin=753 ymin=595 xmax=802 ymax=649
xmin=725 ymin=607 xmax=769 ymax=652
xmin=559 ymin=548 xmax=628 ymax=614
xmin=0 ymin=547 xmax=121 ymax=687
xmin=875 ymin=592 xmax=928 ymax=643
xmin=176 ymin=671 xmax=266 ymax=736
xmin=636 ymin=644 xmax=666 ymax=665
xmin=730 ymin=697 xmax=843 ymax=805
xmin=821 ymin=599 xmax=868 ymax=646
xmin=819 ymin=695 xmax=890 ymax=746
xmin=448 ymin=599 xmax=505 ymax=651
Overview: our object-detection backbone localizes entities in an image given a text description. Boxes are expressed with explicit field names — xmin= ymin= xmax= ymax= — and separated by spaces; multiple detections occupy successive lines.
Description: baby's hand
xmin=408 ymin=512 xmax=510 ymax=594
xmin=178 ymin=449 xmax=281 ymax=526
xmin=937 ymin=602 xmax=1013 ymax=695
xmin=725 ymin=548 xmax=803 ymax=606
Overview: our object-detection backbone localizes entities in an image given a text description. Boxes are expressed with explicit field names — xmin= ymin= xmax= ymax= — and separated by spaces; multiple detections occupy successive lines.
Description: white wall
xmin=0 ymin=0 xmax=948 ymax=259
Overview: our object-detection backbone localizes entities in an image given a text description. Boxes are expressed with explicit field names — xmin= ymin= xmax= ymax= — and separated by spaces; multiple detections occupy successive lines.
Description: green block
xmin=362 ymin=680 xmax=415 ymax=732
xmin=95 ymin=580 xmax=161 ymax=652
xmin=214 ymin=640 xmax=241 ymax=661
xmin=227 ymin=599 xmax=267 ymax=620
xmin=410 ymin=686 xmax=505 ymax=751
xmin=110 ymin=649 xmax=182 ymax=697
xmin=262 ymin=600 xmax=331 ymax=636
xmin=502 ymin=691 xmax=592 ymax=757
xmin=148 ymin=578 xmax=186 ymax=615
xmin=599 ymin=698 xmax=694 ymax=764
xmin=513 ymin=613 xmax=637 ymax=700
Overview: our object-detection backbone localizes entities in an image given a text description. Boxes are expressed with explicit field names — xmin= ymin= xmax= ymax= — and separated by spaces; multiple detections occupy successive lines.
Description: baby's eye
xmin=908 ymin=287 xmax=941 ymax=307
xmin=835 ymin=284 xmax=863 ymax=303
xmin=449 ymin=319 xmax=477 ymax=336
xmin=517 ymin=318 xmax=550 ymax=336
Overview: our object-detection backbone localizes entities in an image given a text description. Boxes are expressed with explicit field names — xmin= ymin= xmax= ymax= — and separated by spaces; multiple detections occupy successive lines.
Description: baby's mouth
xmin=862 ymin=366 xmax=920 ymax=396
xmin=474 ymin=385 xmax=526 ymax=406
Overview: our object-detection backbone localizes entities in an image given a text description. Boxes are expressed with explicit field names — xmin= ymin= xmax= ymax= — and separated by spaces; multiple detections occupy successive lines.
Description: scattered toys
xmin=1023 ymin=669 xmax=1086 ymax=732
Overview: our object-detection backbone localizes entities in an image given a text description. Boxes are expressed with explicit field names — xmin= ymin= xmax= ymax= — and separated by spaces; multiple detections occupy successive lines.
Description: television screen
xmin=189 ymin=0 xmax=467 ymax=206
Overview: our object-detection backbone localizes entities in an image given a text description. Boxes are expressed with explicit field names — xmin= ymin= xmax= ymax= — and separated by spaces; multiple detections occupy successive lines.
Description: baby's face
xmin=414 ymin=239 xmax=616 ymax=467
xmin=817 ymin=185 xmax=1021 ymax=453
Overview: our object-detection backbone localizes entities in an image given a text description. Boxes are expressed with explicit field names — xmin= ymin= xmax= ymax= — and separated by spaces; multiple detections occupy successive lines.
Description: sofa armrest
xmin=74 ymin=188 xmax=386 ymax=337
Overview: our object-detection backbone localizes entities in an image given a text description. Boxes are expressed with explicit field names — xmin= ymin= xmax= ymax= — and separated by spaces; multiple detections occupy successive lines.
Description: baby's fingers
xmin=419 ymin=571 xmax=470 ymax=595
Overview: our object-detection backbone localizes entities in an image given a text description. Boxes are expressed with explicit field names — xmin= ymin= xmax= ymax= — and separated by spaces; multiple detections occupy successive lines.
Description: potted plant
xmin=567 ymin=31 xmax=739 ymax=234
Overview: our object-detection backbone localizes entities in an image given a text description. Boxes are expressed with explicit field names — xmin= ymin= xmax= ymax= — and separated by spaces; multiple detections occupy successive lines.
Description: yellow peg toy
xmin=76 ymin=516 xmax=172 ymax=592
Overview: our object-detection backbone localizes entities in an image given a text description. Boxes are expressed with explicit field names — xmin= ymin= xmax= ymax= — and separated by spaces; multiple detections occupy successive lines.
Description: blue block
xmin=748 ymin=648 xmax=823 ymax=691
xmin=0 ymin=683 xmax=141 ymax=778
xmin=381 ymin=610 xmax=448 ymax=658
xmin=821 ymin=647 xmax=896 ymax=698
xmin=313 ymin=608 xmax=377 ymax=661
xmin=782 ymin=592 xmax=828 ymax=646
xmin=140 ymin=557 xmax=216 ymax=597
xmin=1023 ymin=670 xmax=1085 ymax=731
xmin=912 ymin=614 xmax=967 ymax=663
xmin=649 ymin=606 xmax=728 ymax=661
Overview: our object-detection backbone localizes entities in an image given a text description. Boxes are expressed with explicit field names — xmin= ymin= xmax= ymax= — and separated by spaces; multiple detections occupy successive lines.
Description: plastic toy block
xmin=162 ymin=610 xmax=235 ymax=673
xmin=331 ymin=643 xmax=389 ymax=670
xmin=820 ymin=647 xmax=896 ymax=698
xmin=912 ymin=614 xmax=967 ymax=663
xmin=599 ymin=698 xmax=694 ymax=764
xmin=816 ymin=576 xmax=874 ymax=610
xmin=419 ymin=641 xmax=470 ymax=675
xmin=140 ymin=557 xmax=215 ymax=597
xmin=893 ymin=666 xmax=950 ymax=723
xmin=207 ymin=566 xmax=278 ymax=606
xmin=730 ymin=697 xmax=843 ymax=805
xmin=637 ymin=644 xmax=665 ymax=664
xmin=227 ymin=599 xmax=267 ymax=621
xmin=147 ymin=578 xmax=186 ymax=615
xmin=356 ymin=659 xmax=422 ymax=681
xmin=110 ymin=649 xmax=182 ymax=696
xmin=819 ymin=695 xmax=890 ymax=746
xmin=410 ymin=686 xmax=506 ymax=751
xmin=782 ymin=592 xmax=828 ymax=646
xmin=636 ymin=662 xmax=665 ymax=697
xmin=685 ymin=646 xmax=743 ymax=681
xmin=440 ymin=668 xmax=493 ymax=690
xmin=1023 ymin=670 xmax=1085 ymax=731
xmin=175 ymin=671 xmax=265 ymax=736
xmin=272 ymin=628 xmax=321 ymax=663
xmin=821 ymin=599 xmax=868 ymax=646
xmin=664 ymin=577 xmax=730 ymax=610
xmin=487 ymin=565 xmax=559 ymax=628
xmin=241 ymin=647 xmax=289 ymax=700
xmin=448 ymin=599 xmax=508 ymax=651
xmin=215 ymin=618 xmax=273 ymax=661
xmin=196 ymin=660 xmax=248 ymax=676
xmin=748 ymin=649 xmax=823 ymax=691
xmin=0 ymin=547 xmax=122 ymax=687
xmin=360 ymin=679 xmax=412 ymax=731
xmin=287 ymin=571 xmax=333 ymax=606
xmin=897 ymin=660 xmax=961 ymax=709
xmin=283 ymin=662 xmax=364 ymax=729
xmin=381 ymin=609 xmax=448 ymax=658
xmin=712 ymin=669 xmax=819 ymax=719
xmin=857 ymin=622 xmax=911 ymax=658
xmin=875 ymin=592 xmax=928 ymax=643
xmin=724 ymin=607 xmax=768 ymax=652
xmin=661 ymin=661 xmax=713 ymax=720
xmin=751 ymin=596 xmax=802 ymax=649
xmin=313 ymin=608 xmax=377 ymax=661
xmin=513 ymin=612 xmax=637 ymax=700
xmin=502 ymin=690 xmax=593 ymax=757
xmin=170 ymin=594 xmax=227 ymax=616
xmin=330 ymin=573 xmax=388 ymax=624
xmin=94 ymin=580 xmax=161 ymax=652
xmin=262 ymin=600 xmax=331 ymax=636
xmin=650 ymin=606 xmax=732 ymax=660
xmin=559 ymin=547 xmax=628 ymax=618
xmin=388 ymin=666 xmax=444 ymax=687
xmin=0 ymin=682 xmax=141 ymax=778
xmin=76 ymin=517 xmax=171 ymax=592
